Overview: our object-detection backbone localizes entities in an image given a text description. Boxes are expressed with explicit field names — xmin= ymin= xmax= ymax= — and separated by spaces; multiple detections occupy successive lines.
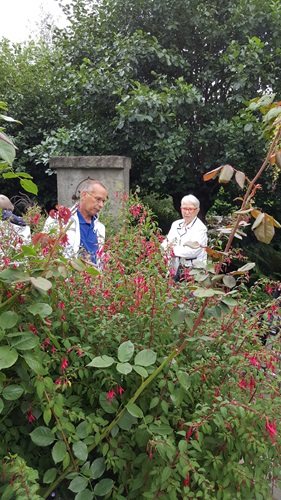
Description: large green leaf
xmin=73 ymin=440 xmax=88 ymax=461
xmin=171 ymin=307 xmax=186 ymax=325
xmin=0 ymin=138 xmax=16 ymax=165
xmin=0 ymin=268 xmax=29 ymax=283
xmin=75 ymin=490 xmax=94 ymax=500
xmin=0 ymin=311 xmax=19 ymax=330
xmin=0 ymin=346 xmax=18 ymax=369
xmin=22 ymin=352 xmax=45 ymax=375
xmin=149 ymin=422 xmax=174 ymax=436
xmin=9 ymin=333 xmax=40 ymax=350
xmin=134 ymin=349 xmax=156 ymax=367
xmin=117 ymin=340 xmax=134 ymax=362
xmin=52 ymin=441 xmax=67 ymax=464
xmin=93 ymin=479 xmax=114 ymax=497
xmin=116 ymin=362 xmax=132 ymax=374
xmin=87 ymin=355 xmax=115 ymax=368
xmin=19 ymin=178 xmax=38 ymax=195
xmin=43 ymin=468 xmax=57 ymax=484
xmin=30 ymin=426 xmax=56 ymax=446
xmin=126 ymin=402 xmax=143 ymax=418
xmin=69 ymin=476 xmax=89 ymax=493
xmin=90 ymin=457 xmax=106 ymax=480
xmin=30 ymin=277 xmax=52 ymax=291
xmin=2 ymin=384 xmax=24 ymax=400
xmin=27 ymin=302 xmax=53 ymax=319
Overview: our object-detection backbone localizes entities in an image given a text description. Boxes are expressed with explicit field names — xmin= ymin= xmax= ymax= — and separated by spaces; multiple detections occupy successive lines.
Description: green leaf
xmin=73 ymin=440 xmax=88 ymax=461
xmin=90 ymin=457 xmax=106 ymax=479
xmin=117 ymin=340 xmax=134 ymax=362
xmin=116 ymin=362 xmax=132 ymax=374
xmin=134 ymin=349 xmax=156 ymax=367
xmin=0 ymin=398 xmax=4 ymax=414
xmin=0 ymin=311 xmax=18 ymax=330
xmin=0 ymin=346 xmax=18 ymax=369
xmin=118 ymin=410 xmax=138 ymax=431
xmin=149 ymin=423 xmax=173 ymax=435
xmin=99 ymin=393 xmax=119 ymax=414
xmin=21 ymin=244 xmax=38 ymax=256
xmin=221 ymin=297 xmax=237 ymax=307
xmin=126 ymin=402 xmax=143 ymax=418
xmin=27 ymin=302 xmax=53 ymax=319
xmin=2 ymin=384 xmax=24 ymax=400
xmin=0 ymin=139 xmax=16 ymax=166
xmin=0 ymin=267 xmax=29 ymax=283
xmin=30 ymin=276 xmax=52 ymax=291
xmin=43 ymin=468 xmax=57 ymax=484
xmin=87 ymin=355 xmax=115 ymax=368
xmin=93 ymin=478 xmax=114 ymax=497
xmin=75 ymin=490 xmax=94 ymax=500
xmin=171 ymin=307 xmax=186 ymax=325
xmin=222 ymin=275 xmax=236 ymax=288
xmin=69 ymin=476 xmax=89 ymax=493
xmin=22 ymin=352 xmax=45 ymax=375
xmin=30 ymin=426 xmax=55 ymax=446
xmin=52 ymin=441 xmax=67 ymax=464
xmin=20 ymin=178 xmax=38 ymax=195
xmin=193 ymin=288 xmax=215 ymax=298
xmin=133 ymin=365 xmax=148 ymax=378
xmin=177 ymin=371 xmax=190 ymax=391
xmin=9 ymin=333 xmax=40 ymax=350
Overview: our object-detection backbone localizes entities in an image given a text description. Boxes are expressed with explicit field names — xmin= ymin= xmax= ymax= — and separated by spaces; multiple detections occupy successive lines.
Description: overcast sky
xmin=1 ymin=0 xmax=68 ymax=43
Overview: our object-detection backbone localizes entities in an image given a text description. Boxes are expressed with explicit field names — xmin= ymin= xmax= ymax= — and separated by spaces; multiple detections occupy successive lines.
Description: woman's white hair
xmin=0 ymin=194 xmax=14 ymax=211
xmin=181 ymin=194 xmax=200 ymax=208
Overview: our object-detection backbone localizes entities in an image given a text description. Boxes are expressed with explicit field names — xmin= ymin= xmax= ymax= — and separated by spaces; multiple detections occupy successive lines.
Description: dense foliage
xmin=0 ymin=186 xmax=280 ymax=499
xmin=1 ymin=0 xmax=281 ymax=215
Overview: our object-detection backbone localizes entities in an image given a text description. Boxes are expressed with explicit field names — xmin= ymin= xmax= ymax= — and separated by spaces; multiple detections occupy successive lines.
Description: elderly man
xmin=45 ymin=179 xmax=107 ymax=266
xmin=161 ymin=194 xmax=207 ymax=280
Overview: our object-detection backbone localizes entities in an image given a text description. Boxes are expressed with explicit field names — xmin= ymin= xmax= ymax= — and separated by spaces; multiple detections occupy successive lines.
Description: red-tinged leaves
xmin=203 ymin=166 xmax=222 ymax=182
xmin=235 ymin=171 xmax=246 ymax=189
xmin=205 ymin=247 xmax=229 ymax=259
xmin=218 ymin=164 xmax=234 ymax=183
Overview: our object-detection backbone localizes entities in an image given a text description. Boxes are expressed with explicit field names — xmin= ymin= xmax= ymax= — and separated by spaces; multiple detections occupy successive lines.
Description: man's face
xmin=80 ymin=184 xmax=107 ymax=217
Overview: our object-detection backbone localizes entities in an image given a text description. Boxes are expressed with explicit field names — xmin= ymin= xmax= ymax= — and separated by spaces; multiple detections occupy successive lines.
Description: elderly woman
xmin=0 ymin=194 xmax=30 ymax=240
xmin=161 ymin=194 xmax=207 ymax=279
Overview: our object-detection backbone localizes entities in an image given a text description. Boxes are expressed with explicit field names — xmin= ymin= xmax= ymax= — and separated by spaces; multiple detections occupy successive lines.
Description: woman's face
xmin=180 ymin=203 xmax=199 ymax=224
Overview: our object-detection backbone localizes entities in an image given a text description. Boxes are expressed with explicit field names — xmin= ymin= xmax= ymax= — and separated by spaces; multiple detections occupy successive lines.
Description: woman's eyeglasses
xmin=181 ymin=207 xmax=197 ymax=212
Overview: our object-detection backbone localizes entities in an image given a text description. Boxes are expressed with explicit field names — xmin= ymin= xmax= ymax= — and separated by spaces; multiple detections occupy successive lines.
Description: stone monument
xmin=49 ymin=156 xmax=131 ymax=212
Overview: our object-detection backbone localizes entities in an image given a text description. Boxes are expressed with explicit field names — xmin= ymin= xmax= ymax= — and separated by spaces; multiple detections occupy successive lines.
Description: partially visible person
xmin=0 ymin=194 xmax=31 ymax=240
xmin=161 ymin=194 xmax=207 ymax=280
xmin=44 ymin=179 xmax=107 ymax=268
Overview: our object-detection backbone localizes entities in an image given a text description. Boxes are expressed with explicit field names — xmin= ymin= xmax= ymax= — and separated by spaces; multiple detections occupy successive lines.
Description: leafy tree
xmin=1 ymin=0 xmax=281 ymax=217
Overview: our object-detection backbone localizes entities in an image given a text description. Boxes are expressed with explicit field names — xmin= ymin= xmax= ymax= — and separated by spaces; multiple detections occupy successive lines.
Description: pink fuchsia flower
xmin=27 ymin=411 xmax=36 ymax=424
xmin=49 ymin=206 xmax=72 ymax=225
xmin=60 ymin=358 xmax=68 ymax=372
xmin=107 ymin=390 xmax=116 ymax=404
xmin=265 ymin=419 xmax=277 ymax=444
xmin=115 ymin=386 xmax=124 ymax=397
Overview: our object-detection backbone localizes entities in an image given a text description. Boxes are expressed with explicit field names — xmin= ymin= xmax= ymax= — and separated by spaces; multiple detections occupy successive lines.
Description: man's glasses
xmin=86 ymin=192 xmax=107 ymax=204
xmin=181 ymin=207 xmax=197 ymax=212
